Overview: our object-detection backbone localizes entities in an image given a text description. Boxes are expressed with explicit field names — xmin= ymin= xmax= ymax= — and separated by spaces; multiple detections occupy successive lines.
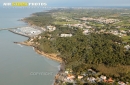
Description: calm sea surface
xmin=0 ymin=7 xmax=59 ymax=85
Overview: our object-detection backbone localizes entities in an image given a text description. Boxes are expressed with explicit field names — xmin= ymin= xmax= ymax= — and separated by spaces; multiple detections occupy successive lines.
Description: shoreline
xmin=14 ymin=41 xmax=64 ymax=85
xmin=12 ymin=10 xmax=64 ymax=85
xmin=14 ymin=41 xmax=63 ymax=63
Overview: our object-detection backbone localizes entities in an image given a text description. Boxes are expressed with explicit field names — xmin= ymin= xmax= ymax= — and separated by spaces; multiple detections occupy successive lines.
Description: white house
xmin=60 ymin=34 xmax=72 ymax=37
xmin=118 ymin=81 xmax=126 ymax=85
xmin=78 ymin=75 xmax=83 ymax=79
xmin=83 ymin=29 xmax=89 ymax=35
xmin=65 ymin=71 xmax=69 ymax=74
xmin=47 ymin=25 xmax=56 ymax=32
xmin=100 ymin=75 xmax=107 ymax=80
xmin=124 ymin=45 xmax=130 ymax=50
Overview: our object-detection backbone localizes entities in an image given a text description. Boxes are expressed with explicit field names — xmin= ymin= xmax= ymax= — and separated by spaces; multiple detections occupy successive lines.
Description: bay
xmin=0 ymin=7 xmax=59 ymax=85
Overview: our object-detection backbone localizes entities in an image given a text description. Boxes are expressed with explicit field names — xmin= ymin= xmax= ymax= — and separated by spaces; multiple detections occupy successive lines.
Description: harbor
xmin=0 ymin=7 xmax=59 ymax=85
xmin=9 ymin=26 xmax=44 ymax=37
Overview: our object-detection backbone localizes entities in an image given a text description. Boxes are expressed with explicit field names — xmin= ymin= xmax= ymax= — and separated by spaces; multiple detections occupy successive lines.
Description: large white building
xmin=60 ymin=34 xmax=72 ymax=37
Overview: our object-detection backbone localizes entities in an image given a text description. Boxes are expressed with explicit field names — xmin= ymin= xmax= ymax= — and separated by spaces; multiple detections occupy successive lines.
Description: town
xmin=11 ymin=8 xmax=130 ymax=85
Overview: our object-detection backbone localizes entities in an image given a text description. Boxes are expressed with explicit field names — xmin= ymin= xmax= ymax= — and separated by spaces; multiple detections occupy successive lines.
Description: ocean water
xmin=0 ymin=7 xmax=59 ymax=85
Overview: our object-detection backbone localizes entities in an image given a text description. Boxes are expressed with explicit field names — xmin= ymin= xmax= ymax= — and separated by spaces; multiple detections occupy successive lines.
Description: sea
xmin=0 ymin=7 xmax=60 ymax=85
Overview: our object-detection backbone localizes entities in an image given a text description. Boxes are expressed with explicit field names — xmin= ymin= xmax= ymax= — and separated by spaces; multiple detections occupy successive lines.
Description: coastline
xmin=4 ymin=7 xmax=130 ymax=85
xmin=14 ymin=41 xmax=64 ymax=85
xmin=11 ymin=11 xmax=64 ymax=85
xmin=14 ymin=41 xmax=63 ymax=63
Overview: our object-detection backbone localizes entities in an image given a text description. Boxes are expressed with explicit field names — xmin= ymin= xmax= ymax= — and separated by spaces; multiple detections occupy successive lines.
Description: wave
xmin=17 ymin=44 xmax=23 ymax=47
xmin=57 ymin=65 xmax=61 ymax=71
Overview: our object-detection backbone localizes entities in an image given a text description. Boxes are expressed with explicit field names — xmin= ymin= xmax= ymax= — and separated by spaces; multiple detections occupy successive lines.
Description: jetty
xmin=0 ymin=27 xmax=20 ymax=31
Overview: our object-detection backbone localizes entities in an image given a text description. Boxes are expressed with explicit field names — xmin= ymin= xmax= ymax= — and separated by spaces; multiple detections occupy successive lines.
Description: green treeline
xmin=56 ymin=31 xmax=130 ymax=82
xmin=26 ymin=9 xmax=130 ymax=82
xmin=24 ymin=12 xmax=54 ymax=26
xmin=34 ymin=30 xmax=130 ymax=81
xmin=55 ymin=32 xmax=130 ymax=67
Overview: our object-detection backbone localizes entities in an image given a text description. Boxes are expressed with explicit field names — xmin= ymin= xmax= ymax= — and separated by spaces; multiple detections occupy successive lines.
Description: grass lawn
xmin=119 ymin=28 xmax=129 ymax=30
xmin=122 ymin=36 xmax=130 ymax=42
xmin=95 ymin=64 xmax=130 ymax=77
xmin=54 ymin=21 xmax=78 ymax=25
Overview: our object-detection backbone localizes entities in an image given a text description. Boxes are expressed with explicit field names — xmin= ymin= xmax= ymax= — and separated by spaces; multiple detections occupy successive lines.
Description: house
xmin=124 ymin=45 xmax=130 ymax=50
xmin=87 ymin=77 xmax=96 ymax=83
xmin=65 ymin=71 xmax=69 ymax=74
xmin=72 ymin=24 xmax=83 ymax=28
xmin=85 ymin=25 xmax=92 ymax=29
xmin=88 ymin=69 xmax=97 ymax=74
xmin=67 ymin=74 xmax=75 ymax=80
xmin=100 ymin=75 xmax=107 ymax=80
xmin=120 ymin=30 xmax=127 ymax=34
xmin=47 ymin=25 xmax=56 ymax=32
xmin=107 ymin=78 xmax=114 ymax=83
xmin=78 ymin=75 xmax=83 ymax=79
xmin=81 ymin=72 xmax=87 ymax=76
xmin=60 ymin=34 xmax=72 ymax=37
xmin=38 ymin=36 xmax=41 ymax=39
xmin=83 ymin=29 xmax=89 ymax=35
xmin=65 ymin=68 xmax=73 ymax=73
xmin=118 ymin=81 xmax=126 ymax=85
xmin=90 ymin=77 xmax=96 ymax=82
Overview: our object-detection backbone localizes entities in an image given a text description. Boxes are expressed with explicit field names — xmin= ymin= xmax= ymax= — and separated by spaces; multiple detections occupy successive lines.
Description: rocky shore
xmin=14 ymin=41 xmax=63 ymax=63
xmin=14 ymin=41 xmax=64 ymax=85
xmin=54 ymin=63 xmax=65 ymax=85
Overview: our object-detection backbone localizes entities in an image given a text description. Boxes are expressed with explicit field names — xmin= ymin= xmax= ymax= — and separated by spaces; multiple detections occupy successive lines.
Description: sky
xmin=0 ymin=0 xmax=130 ymax=7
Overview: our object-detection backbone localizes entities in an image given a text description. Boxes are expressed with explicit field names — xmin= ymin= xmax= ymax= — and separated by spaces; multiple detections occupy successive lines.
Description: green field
xmin=54 ymin=21 xmax=78 ymax=25
xmin=122 ymin=36 xmax=130 ymax=42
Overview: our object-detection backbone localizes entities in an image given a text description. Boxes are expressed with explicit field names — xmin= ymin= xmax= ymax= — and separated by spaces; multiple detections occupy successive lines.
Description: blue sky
xmin=0 ymin=0 xmax=130 ymax=6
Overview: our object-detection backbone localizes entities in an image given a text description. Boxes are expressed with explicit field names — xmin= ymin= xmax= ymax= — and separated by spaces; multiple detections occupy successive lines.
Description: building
xmin=124 ymin=45 xmax=130 ymax=50
xmin=107 ymin=78 xmax=114 ymax=83
xmin=60 ymin=34 xmax=72 ymax=37
xmin=47 ymin=25 xmax=56 ymax=32
xmin=78 ymin=75 xmax=83 ymax=79
xmin=118 ymin=81 xmax=126 ymax=85
xmin=100 ymin=75 xmax=107 ymax=80
xmin=83 ymin=29 xmax=89 ymax=35
xmin=67 ymin=74 xmax=75 ymax=80
xmin=87 ymin=77 xmax=96 ymax=83
xmin=65 ymin=71 xmax=69 ymax=74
